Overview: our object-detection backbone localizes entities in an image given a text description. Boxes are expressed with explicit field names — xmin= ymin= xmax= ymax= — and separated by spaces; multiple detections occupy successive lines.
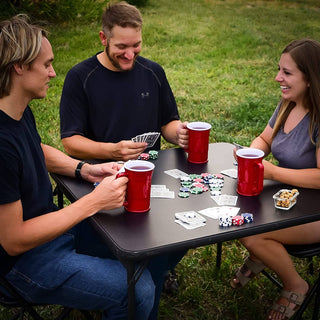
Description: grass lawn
xmin=1 ymin=0 xmax=320 ymax=319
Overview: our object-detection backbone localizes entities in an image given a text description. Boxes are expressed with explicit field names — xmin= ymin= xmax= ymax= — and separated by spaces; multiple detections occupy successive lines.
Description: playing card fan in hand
xmin=132 ymin=132 xmax=160 ymax=148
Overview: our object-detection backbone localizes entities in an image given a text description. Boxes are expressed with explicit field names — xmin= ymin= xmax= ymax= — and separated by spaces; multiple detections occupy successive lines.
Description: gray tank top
xmin=269 ymin=102 xmax=319 ymax=169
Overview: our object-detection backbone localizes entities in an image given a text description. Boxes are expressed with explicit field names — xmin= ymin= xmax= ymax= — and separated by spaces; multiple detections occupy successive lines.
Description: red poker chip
xmin=192 ymin=183 xmax=205 ymax=188
xmin=232 ymin=215 xmax=244 ymax=226
xmin=140 ymin=153 xmax=150 ymax=160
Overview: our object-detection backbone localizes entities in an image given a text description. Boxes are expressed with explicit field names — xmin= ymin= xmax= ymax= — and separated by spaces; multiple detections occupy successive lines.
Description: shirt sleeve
xmin=60 ymin=68 xmax=90 ymax=139
xmin=0 ymin=143 xmax=21 ymax=205
xmin=153 ymin=64 xmax=180 ymax=126
xmin=268 ymin=102 xmax=282 ymax=129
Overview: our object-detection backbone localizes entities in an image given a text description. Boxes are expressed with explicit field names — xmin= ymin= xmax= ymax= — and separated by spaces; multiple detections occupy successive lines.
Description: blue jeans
xmin=5 ymin=221 xmax=185 ymax=320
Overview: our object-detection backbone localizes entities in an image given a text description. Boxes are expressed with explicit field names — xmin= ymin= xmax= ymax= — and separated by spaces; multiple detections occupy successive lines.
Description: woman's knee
xmin=240 ymin=235 xmax=263 ymax=251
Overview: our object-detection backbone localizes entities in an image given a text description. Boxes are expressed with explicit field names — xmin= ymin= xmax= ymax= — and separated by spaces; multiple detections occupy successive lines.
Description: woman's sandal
xmin=230 ymin=256 xmax=266 ymax=289
xmin=268 ymin=286 xmax=310 ymax=319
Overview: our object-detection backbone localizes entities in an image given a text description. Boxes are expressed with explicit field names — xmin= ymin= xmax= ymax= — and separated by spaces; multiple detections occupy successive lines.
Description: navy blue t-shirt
xmin=0 ymin=107 xmax=55 ymax=275
xmin=60 ymin=54 xmax=180 ymax=151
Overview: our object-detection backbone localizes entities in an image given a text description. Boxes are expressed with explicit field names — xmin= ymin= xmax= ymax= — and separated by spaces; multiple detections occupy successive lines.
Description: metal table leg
xmin=123 ymin=260 xmax=149 ymax=320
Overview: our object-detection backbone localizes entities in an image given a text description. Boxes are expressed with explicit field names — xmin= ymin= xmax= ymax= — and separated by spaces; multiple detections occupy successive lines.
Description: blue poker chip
xmin=241 ymin=213 xmax=254 ymax=223
xmin=180 ymin=187 xmax=190 ymax=192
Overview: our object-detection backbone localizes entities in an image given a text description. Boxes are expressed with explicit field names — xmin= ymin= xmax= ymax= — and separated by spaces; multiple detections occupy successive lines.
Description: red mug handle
xmin=254 ymin=162 xmax=264 ymax=192
xmin=116 ymin=171 xmax=127 ymax=179
xmin=116 ymin=171 xmax=128 ymax=207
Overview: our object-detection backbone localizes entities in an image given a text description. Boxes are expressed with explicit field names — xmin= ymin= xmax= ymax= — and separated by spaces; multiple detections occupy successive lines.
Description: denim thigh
xmin=6 ymin=230 xmax=155 ymax=320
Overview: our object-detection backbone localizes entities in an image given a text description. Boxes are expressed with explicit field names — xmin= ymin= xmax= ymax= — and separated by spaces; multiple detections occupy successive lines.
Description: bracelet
xmin=75 ymin=161 xmax=86 ymax=180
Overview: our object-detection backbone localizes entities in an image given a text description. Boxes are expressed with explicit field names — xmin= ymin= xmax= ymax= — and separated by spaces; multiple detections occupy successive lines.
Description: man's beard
xmin=106 ymin=43 xmax=136 ymax=72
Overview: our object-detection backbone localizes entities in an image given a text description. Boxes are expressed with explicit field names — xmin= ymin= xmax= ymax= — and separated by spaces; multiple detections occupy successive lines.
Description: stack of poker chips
xmin=232 ymin=215 xmax=244 ymax=226
xmin=219 ymin=214 xmax=233 ymax=227
xmin=140 ymin=153 xmax=150 ymax=160
xmin=139 ymin=150 xmax=158 ymax=160
xmin=219 ymin=212 xmax=253 ymax=227
xmin=241 ymin=213 xmax=254 ymax=223
xmin=178 ymin=173 xmax=224 ymax=198
xmin=148 ymin=150 xmax=158 ymax=159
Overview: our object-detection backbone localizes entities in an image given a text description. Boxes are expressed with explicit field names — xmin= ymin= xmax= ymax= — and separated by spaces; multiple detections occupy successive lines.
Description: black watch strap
xmin=75 ymin=161 xmax=86 ymax=180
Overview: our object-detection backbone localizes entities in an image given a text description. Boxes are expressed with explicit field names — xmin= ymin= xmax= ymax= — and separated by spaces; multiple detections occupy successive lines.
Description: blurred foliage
xmin=0 ymin=0 xmax=149 ymax=22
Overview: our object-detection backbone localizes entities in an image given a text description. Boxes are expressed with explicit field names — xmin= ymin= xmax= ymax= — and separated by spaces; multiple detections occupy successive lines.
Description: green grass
xmin=1 ymin=0 xmax=320 ymax=319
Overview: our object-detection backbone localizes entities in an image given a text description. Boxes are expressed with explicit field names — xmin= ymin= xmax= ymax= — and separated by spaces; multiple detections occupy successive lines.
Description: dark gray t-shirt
xmin=269 ymin=102 xmax=319 ymax=169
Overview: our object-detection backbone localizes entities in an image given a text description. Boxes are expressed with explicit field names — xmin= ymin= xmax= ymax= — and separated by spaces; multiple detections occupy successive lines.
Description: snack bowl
xmin=273 ymin=189 xmax=299 ymax=210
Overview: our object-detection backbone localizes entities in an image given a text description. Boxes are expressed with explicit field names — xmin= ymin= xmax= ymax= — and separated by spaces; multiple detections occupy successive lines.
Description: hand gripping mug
xmin=236 ymin=148 xmax=264 ymax=196
xmin=186 ymin=121 xmax=212 ymax=163
xmin=116 ymin=160 xmax=155 ymax=213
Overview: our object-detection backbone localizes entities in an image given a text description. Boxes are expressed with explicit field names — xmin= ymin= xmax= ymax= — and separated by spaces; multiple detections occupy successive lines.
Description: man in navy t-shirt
xmin=60 ymin=1 xmax=189 ymax=161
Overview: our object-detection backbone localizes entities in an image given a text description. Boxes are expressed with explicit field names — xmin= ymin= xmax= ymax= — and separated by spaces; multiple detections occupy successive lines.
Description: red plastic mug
xmin=116 ymin=160 xmax=155 ymax=213
xmin=186 ymin=121 xmax=212 ymax=163
xmin=236 ymin=148 xmax=264 ymax=196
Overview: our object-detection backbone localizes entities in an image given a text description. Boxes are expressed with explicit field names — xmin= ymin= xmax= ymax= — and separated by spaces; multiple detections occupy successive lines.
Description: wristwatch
xmin=75 ymin=161 xmax=86 ymax=180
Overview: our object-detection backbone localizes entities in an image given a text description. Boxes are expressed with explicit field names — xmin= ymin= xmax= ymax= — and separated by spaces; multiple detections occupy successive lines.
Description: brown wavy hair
xmin=101 ymin=1 xmax=143 ymax=39
xmin=272 ymin=39 xmax=320 ymax=147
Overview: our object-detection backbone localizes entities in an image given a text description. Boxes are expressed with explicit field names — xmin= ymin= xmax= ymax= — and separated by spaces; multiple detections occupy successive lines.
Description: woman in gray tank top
xmin=230 ymin=39 xmax=320 ymax=320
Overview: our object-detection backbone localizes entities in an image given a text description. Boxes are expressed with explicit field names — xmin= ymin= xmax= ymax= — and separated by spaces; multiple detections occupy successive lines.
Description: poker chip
xmin=190 ymin=187 xmax=203 ymax=194
xmin=178 ymin=172 xmax=225 ymax=198
xmin=140 ymin=153 xmax=150 ymax=160
xmin=148 ymin=150 xmax=158 ymax=159
xmin=178 ymin=192 xmax=189 ymax=198
xmin=219 ymin=214 xmax=232 ymax=227
xmin=232 ymin=215 xmax=244 ymax=226
xmin=192 ymin=182 xmax=205 ymax=188
xmin=189 ymin=174 xmax=202 ymax=180
xmin=201 ymin=173 xmax=210 ymax=178
xmin=241 ymin=213 xmax=254 ymax=223
xmin=210 ymin=190 xmax=221 ymax=196
xmin=180 ymin=176 xmax=192 ymax=182
xmin=181 ymin=181 xmax=192 ymax=187
xmin=203 ymin=174 xmax=214 ymax=180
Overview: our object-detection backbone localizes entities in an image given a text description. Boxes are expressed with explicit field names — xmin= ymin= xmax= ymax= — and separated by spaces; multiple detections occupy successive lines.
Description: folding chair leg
xmin=312 ymin=285 xmax=320 ymax=320
xmin=262 ymin=270 xmax=282 ymax=289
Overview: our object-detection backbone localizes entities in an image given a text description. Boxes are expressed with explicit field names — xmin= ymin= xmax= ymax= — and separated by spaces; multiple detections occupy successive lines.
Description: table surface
xmin=52 ymin=143 xmax=320 ymax=261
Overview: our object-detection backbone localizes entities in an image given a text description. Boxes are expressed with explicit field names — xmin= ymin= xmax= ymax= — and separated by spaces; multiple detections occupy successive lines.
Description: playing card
xmin=220 ymin=168 xmax=238 ymax=179
xmin=164 ymin=169 xmax=189 ymax=179
xmin=211 ymin=194 xmax=238 ymax=206
xmin=198 ymin=207 xmax=224 ymax=219
xmin=199 ymin=206 xmax=240 ymax=219
xmin=131 ymin=132 xmax=160 ymax=148
xmin=175 ymin=211 xmax=206 ymax=229
xmin=145 ymin=132 xmax=160 ymax=148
